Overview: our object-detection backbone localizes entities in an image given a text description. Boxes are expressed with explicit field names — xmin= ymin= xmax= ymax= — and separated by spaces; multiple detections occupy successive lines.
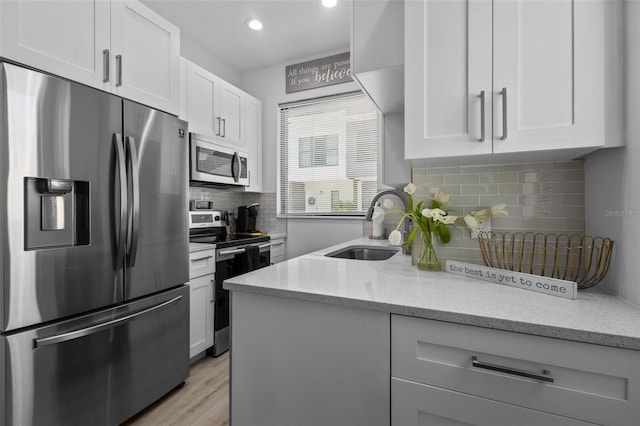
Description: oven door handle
xmin=218 ymin=247 xmax=246 ymax=256
xmin=258 ymin=243 xmax=271 ymax=250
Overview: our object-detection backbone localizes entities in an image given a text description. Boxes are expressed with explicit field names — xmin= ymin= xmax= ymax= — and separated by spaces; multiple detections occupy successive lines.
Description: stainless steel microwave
xmin=190 ymin=134 xmax=249 ymax=186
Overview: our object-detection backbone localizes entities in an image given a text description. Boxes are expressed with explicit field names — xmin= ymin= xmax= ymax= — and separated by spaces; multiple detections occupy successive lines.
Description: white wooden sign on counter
xmin=446 ymin=260 xmax=577 ymax=300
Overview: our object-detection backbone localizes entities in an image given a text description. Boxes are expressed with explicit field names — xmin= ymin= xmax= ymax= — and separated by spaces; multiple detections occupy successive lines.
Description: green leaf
xmin=438 ymin=225 xmax=451 ymax=244
xmin=407 ymin=195 xmax=413 ymax=212
xmin=415 ymin=200 xmax=424 ymax=213
xmin=431 ymin=200 xmax=440 ymax=209
xmin=405 ymin=228 xmax=418 ymax=251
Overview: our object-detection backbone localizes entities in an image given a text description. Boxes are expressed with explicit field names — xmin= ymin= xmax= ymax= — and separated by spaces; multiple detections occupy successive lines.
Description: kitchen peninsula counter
xmin=224 ymin=237 xmax=640 ymax=351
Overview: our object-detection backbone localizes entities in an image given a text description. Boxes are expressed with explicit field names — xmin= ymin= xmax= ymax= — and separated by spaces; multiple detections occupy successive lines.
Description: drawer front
xmin=189 ymin=249 xmax=215 ymax=278
xmin=392 ymin=377 xmax=596 ymax=426
xmin=392 ymin=315 xmax=640 ymax=426
xmin=270 ymin=238 xmax=285 ymax=259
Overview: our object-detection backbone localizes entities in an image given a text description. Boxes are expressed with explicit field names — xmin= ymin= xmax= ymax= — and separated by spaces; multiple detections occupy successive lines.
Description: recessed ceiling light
xmin=322 ymin=0 xmax=337 ymax=8
xmin=245 ymin=18 xmax=263 ymax=31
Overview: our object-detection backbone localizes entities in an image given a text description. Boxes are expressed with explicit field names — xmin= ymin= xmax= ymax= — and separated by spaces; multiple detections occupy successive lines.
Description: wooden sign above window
xmin=285 ymin=52 xmax=352 ymax=94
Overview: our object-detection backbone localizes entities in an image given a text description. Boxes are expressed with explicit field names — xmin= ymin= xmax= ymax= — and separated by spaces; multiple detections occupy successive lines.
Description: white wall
xmin=181 ymin=33 xmax=241 ymax=87
xmin=240 ymin=48 xmax=358 ymax=193
xmin=286 ymin=218 xmax=364 ymax=259
xmin=585 ymin=1 xmax=639 ymax=305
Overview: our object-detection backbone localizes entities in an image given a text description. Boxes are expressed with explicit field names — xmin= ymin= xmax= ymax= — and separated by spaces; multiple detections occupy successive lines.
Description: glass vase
xmin=417 ymin=231 xmax=441 ymax=272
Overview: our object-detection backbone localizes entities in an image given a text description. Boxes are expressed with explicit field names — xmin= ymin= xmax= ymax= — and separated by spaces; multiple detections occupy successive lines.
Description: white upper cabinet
xmin=186 ymin=60 xmax=221 ymax=137
xmin=219 ymin=81 xmax=244 ymax=145
xmin=110 ymin=0 xmax=180 ymax=115
xmin=405 ymin=0 xmax=492 ymax=159
xmin=183 ymin=57 xmax=263 ymax=190
xmin=0 ymin=0 xmax=180 ymax=115
xmin=243 ymin=94 xmax=262 ymax=192
xmin=405 ymin=0 xmax=623 ymax=162
xmin=0 ymin=0 xmax=111 ymax=90
xmin=184 ymin=59 xmax=245 ymax=146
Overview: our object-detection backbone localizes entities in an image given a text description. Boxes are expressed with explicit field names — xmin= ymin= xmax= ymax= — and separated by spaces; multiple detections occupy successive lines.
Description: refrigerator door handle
xmin=33 ymin=295 xmax=183 ymax=348
xmin=126 ymin=136 xmax=141 ymax=267
xmin=113 ymin=133 xmax=128 ymax=270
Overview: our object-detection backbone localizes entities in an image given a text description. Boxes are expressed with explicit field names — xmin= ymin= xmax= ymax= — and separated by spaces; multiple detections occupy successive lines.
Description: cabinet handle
xmin=478 ymin=90 xmax=485 ymax=142
xmin=103 ymin=49 xmax=110 ymax=83
xmin=500 ymin=87 xmax=508 ymax=140
xmin=191 ymin=255 xmax=213 ymax=262
xmin=116 ymin=55 xmax=123 ymax=87
xmin=221 ymin=118 xmax=226 ymax=138
xmin=471 ymin=356 xmax=554 ymax=383
xmin=215 ymin=117 xmax=221 ymax=136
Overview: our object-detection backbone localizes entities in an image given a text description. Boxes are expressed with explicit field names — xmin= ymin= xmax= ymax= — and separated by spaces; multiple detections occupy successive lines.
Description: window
xmin=299 ymin=135 xmax=338 ymax=168
xmin=279 ymin=92 xmax=380 ymax=216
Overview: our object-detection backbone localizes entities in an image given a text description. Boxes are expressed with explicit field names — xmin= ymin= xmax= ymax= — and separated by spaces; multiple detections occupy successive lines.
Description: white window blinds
xmin=278 ymin=92 xmax=380 ymax=216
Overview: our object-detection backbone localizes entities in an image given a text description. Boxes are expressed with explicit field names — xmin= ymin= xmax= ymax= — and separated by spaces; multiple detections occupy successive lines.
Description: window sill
xmin=278 ymin=215 xmax=366 ymax=220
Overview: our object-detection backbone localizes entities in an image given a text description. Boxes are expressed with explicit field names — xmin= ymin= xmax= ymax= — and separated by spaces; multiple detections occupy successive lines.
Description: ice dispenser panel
xmin=24 ymin=177 xmax=90 ymax=250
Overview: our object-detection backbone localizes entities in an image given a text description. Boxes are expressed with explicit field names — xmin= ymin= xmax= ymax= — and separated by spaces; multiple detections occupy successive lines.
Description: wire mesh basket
xmin=477 ymin=232 xmax=614 ymax=289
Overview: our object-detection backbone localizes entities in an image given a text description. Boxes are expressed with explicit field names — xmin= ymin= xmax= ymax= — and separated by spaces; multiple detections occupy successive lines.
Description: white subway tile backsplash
xmin=409 ymin=160 xmax=585 ymax=266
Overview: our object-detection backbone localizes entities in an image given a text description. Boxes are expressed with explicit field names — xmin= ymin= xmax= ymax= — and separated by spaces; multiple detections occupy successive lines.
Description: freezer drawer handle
xmin=471 ymin=356 xmax=554 ymax=383
xmin=33 ymin=296 xmax=183 ymax=348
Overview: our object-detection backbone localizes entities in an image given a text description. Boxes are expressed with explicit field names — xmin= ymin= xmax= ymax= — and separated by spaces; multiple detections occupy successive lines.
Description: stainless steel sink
xmin=324 ymin=245 xmax=400 ymax=261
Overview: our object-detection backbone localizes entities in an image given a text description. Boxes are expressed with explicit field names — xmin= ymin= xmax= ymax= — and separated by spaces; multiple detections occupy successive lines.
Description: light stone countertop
xmin=224 ymin=237 xmax=640 ymax=351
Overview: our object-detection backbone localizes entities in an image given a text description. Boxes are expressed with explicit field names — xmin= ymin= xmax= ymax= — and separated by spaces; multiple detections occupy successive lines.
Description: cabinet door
xmin=243 ymin=95 xmax=262 ymax=192
xmin=188 ymin=274 xmax=214 ymax=358
xmin=186 ymin=60 xmax=221 ymax=137
xmin=0 ymin=0 xmax=110 ymax=89
xmin=392 ymin=378 xmax=597 ymax=426
xmin=405 ymin=0 xmax=492 ymax=159
xmin=110 ymin=0 xmax=180 ymax=115
xmin=219 ymin=81 xmax=244 ymax=144
xmin=492 ymin=0 xmax=604 ymax=153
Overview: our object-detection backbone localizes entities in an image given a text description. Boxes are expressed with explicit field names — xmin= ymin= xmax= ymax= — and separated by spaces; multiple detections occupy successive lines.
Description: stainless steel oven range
xmin=189 ymin=210 xmax=270 ymax=356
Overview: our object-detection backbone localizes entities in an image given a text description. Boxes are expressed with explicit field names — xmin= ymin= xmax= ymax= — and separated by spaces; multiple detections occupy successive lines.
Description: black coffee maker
xmin=236 ymin=203 xmax=259 ymax=233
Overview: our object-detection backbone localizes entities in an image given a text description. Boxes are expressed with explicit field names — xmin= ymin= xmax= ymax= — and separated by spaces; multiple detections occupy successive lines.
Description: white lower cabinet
xmin=391 ymin=315 xmax=640 ymax=426
xmin=188 ymin=248 xmax=215 ymax=359
xmin=270 ymin=236 xmax=286 ymax=264
xmin=392 ymin=378 xmax=596 ymax=426
xmin=188 ymin=274 xmax=214 ymax=359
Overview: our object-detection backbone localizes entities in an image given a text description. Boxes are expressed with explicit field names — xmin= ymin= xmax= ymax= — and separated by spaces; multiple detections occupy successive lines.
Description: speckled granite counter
xmin=224 ymin=237 xmax=640 ymax=350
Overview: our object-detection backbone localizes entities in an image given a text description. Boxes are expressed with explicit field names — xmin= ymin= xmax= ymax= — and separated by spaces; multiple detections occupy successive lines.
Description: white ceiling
xmin=141 ymin=0 xmax=352 ymax=73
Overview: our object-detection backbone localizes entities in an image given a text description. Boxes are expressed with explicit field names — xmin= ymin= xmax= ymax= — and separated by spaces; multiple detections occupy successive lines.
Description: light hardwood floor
xmin=123 ymin=352 xmax=229 ymax=426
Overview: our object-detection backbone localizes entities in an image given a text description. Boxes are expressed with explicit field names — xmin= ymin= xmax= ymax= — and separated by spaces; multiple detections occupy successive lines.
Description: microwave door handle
xmin=113 ymin=134 xmax=127 ymax=270
xmin=126 ymin=136 xmax=140 ymax=267
xmin=231 ymin=152 xmax=241 ymax=183
xmin=33 ymin=296 xmax=183 ymax=348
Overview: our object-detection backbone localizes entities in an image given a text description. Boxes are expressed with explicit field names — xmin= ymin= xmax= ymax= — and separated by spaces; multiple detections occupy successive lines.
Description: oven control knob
xmin=215 ymin=215 xmax=220 ymax=221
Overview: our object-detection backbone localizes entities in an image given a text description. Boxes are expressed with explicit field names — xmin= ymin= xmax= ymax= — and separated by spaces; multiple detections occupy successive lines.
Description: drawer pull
xmin=191 ymin=255 xmax=213 ymax=262
xmin=471 ymin=356 xmax=554 ymax=383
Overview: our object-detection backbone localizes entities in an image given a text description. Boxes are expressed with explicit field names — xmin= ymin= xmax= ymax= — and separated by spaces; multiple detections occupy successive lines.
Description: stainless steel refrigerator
xmin=0 ymin=62 xmax=190 ymax=425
